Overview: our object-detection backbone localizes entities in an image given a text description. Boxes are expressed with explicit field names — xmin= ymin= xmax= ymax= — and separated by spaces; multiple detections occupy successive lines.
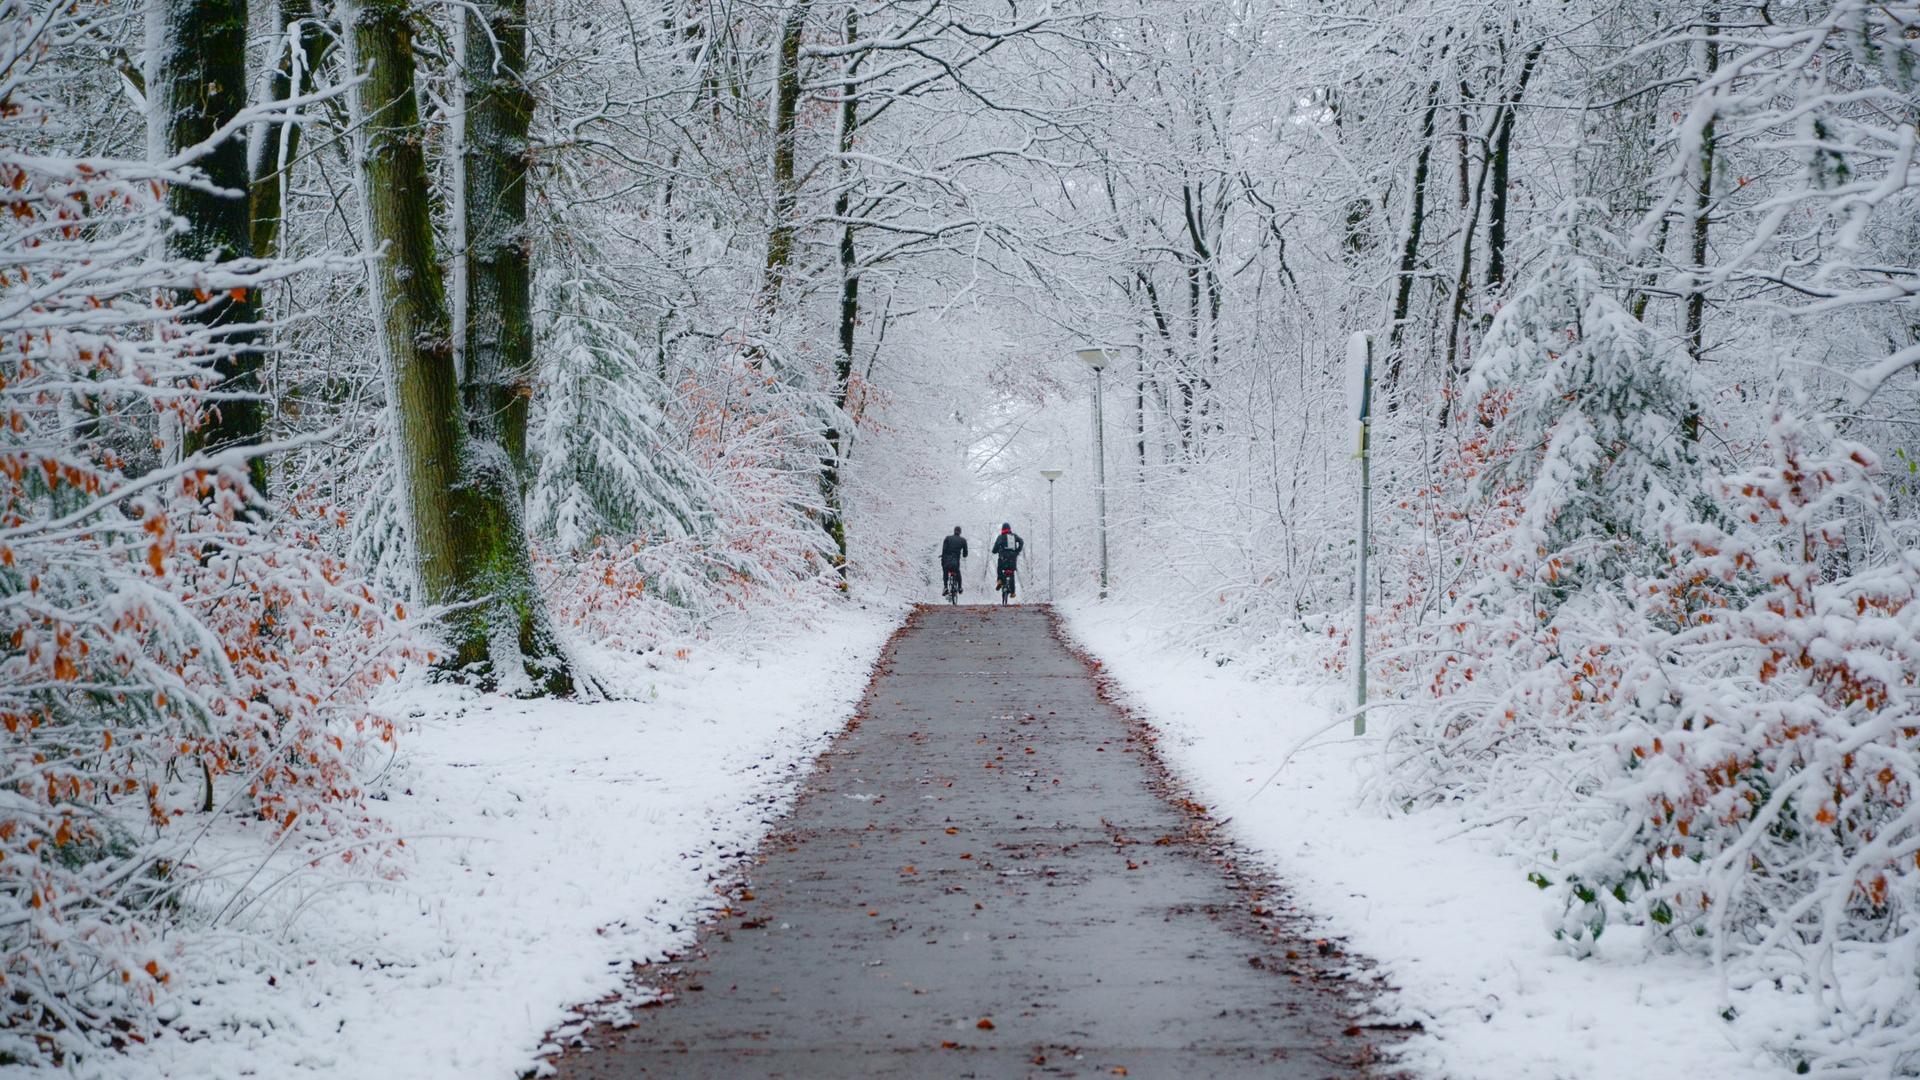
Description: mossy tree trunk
xmin=760 ymin=0 xmax=811 ymax=316
xmin=155 ymin=0 xmax=268 ymax=494
xmin=462 ymin=0 xmax=572 ymax=688
xmin=349 ymin=0 xmax=570 ymax=695
xmin=464 ymin=0 xmax=536 ymax=474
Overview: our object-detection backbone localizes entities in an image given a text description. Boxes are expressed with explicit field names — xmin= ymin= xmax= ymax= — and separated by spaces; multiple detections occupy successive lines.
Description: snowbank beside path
xmin=100 ymin=601 xmax=900 ymax=1080
xmin=1058 ymin=601 xmax=1786 ymax=1080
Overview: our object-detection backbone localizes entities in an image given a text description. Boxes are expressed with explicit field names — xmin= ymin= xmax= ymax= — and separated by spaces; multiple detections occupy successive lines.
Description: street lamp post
xmin=1075 ymin=346 xmax=1132 ymax=599
xmin=1039 ymin=468 xmax=1063 ymax=602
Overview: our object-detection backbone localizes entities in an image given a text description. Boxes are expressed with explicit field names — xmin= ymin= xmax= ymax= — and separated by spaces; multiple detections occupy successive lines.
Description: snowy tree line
xmin=4 ymin=0 xmax=1919 ymax=1071
xmin=1021 ymin=2 xmax=1920 ymax=1073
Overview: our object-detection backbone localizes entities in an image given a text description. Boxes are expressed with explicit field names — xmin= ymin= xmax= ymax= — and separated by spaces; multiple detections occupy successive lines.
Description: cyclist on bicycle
xmin=939 ymin=526 xmax=968 ymax=599
xmin=991 ymin=523 xmax=1024 ymax=601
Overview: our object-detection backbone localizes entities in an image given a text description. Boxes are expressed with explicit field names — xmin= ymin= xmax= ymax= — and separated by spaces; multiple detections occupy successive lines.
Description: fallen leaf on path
xmin=976 ymin=1018 xmax=995 ymax=1030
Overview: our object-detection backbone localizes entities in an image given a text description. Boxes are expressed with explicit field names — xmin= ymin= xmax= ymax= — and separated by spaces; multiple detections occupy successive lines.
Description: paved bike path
xmin=553 ymin=605 xmax=1378 ymax=1078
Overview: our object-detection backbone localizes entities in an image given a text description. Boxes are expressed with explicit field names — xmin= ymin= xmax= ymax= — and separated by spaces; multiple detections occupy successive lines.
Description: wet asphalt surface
xmin=551 ymin=604 xmax=1384 ymax=1079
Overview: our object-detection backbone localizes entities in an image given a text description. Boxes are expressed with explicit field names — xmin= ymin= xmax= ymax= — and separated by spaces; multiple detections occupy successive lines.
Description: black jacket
xmin=991 ymin=531 xmax=1024 ymax=569
xmin=940 ymin=534 xmax=968 ymax=567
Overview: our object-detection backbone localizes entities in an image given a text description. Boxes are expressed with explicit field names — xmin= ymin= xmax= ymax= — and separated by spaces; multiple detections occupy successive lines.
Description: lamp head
xmin=1039 ymin=468 xmax=1063 ymax=481
xmin=1074 ymin=347 xmax=1111 ymax=370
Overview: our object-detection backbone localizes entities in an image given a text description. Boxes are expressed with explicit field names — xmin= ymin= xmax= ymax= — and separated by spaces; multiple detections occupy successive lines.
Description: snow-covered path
xmin=552 ymin=604 xmax=1384 ymax=1077
xmin=97 ymin=596 xmax=1798 ymax=1080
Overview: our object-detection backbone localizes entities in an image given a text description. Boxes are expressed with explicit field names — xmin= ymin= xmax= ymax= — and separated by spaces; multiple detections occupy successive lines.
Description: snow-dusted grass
xmin=93 ymin=601 xmax=900 ymax=1080
xmin=1059 ymin=600 xmax=1790 ymax=1080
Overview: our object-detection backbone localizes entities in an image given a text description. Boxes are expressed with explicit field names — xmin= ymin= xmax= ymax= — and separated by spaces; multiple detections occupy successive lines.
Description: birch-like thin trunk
xmin=821 ymin=6 xmax=859 ymax=581
xmin=1682 ymin=12 xmax=1719 ymax=441
xmin=250 ymin=0 xmax=331 ymax=261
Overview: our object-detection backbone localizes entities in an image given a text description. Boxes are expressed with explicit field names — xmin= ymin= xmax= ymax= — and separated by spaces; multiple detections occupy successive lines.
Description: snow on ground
xmin=97 ymin=600 xmax=900 ymax=1080
xmin=1058 ymin=600 xmax=1789 ymax=1080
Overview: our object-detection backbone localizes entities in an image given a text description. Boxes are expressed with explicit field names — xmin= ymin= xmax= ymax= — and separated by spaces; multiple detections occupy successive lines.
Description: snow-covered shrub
xmin=1380 ymin=227 xmax=1712 ymax=822
xmin=1378 ymin=221 xmax=1920 ymax=1069
xmin=0 ymin=9 xmax=413 ymax=1061
xmin=1564 ymin=404 xmax=1920 ymax=1073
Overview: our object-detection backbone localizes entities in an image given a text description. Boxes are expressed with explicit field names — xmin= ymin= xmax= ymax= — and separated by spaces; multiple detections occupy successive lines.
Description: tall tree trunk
xmin=1630 ymin=216 xmax=1670 ymax=321
xmin=1484 ymin=43 xmax=1542 ymax=300
xmin=349 ymin=0 xmax=570 ymax=695
xmin=1180 ymin=255 xmax=1198 ymax=451
xmin=1327 ymin=93 xmax=1374 ymax=268
xmin=1135 ymin=367 xmax=1147 ymax=472
xmin=1685 ymin=14 xmax=1718 ymax=366
xmin=1445 ymin=39 xmax=1542 ymax=425
xmin=1682 ymin=12 xmax=1719 ymax=442
xmin=760 ymin=0 xmax=810 ymax=318
xmin=464 ymin=0 xmax=536 ymax=475
xmin=250 ymin=0 xmax=331 ymax=261
xmin=1382 ymin=80 xmax=1441 ymax=399
xmin=463 ymin=0 xmax=571 ymax=687
xmin=1135 ymin=268 xmax=1179 ymax=461
xmin=1440 ymin=105 xmax=1493 ymax=426
xmin=155 ymin=0 xmax=268 ymax=493
xmin=1183 ymin=182 xmax=1222 ymax=439
xmin=821 ymin=6 xmax=859 ymax=582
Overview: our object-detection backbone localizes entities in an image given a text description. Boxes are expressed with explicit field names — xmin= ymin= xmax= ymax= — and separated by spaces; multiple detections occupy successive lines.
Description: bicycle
xmin=942 ymin=565 xmax=963 ymax=605
xmin=996 ymin=566 xmax=1016 ymax=605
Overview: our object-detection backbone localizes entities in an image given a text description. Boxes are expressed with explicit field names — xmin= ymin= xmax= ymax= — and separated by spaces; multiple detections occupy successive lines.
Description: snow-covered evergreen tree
xmin=529 ymin=265 xmax=713 ymax=556
xmin=1467 ymin=215 xmax=1711 ymax=607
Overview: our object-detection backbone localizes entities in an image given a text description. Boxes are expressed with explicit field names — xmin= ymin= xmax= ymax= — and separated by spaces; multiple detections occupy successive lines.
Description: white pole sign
xmin=1347 ymin=331 xmax=1374 ymax=736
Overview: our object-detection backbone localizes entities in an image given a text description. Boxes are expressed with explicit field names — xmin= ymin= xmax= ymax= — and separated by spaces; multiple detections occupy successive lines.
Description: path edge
xmin=524 ymin=605 xmax=926 ymax=1076
xmin=1038 ymin=603 xmax=1416 ymax=1078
